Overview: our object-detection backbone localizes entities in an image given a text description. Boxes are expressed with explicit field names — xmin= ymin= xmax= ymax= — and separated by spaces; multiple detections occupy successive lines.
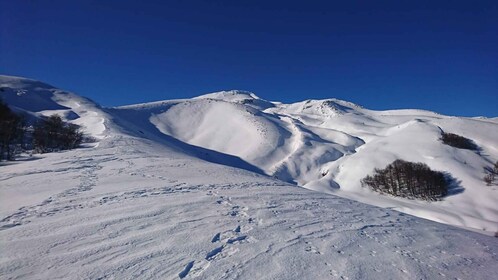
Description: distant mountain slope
xmin=2 ymin=75 xmax=497 ymax=234
xmin=113 ymin=89 xmax=498 ymax=234
xmin=0 ymin=75 xmax=108 ymax=140
xmin=1 ymin=75 xmax=498 ymax=279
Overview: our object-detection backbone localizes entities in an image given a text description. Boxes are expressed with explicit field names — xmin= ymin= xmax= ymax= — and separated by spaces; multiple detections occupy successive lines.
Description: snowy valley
xmin=1 ymin=75 xmax=497 ymax=279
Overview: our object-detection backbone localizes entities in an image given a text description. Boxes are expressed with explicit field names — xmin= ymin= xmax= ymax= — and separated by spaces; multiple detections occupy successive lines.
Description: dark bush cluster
xmin=361 ymin=159 xmax=448 ymax=201
xmin=483 ymin=161 xmax=498 ymax=186
xmin=0 ymin=100 xmax=83 ymax=160
xmin=0 ymin=101 xmax=25 ymax=160
xmin=33 ymin=115 xmax=83 ymax=153
xmin=441 ymin=132 xmax=478 ymax=150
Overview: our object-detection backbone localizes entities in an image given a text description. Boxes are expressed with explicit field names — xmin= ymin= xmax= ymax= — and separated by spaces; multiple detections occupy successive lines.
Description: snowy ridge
xmin=112 ymin=86 xmax=498 ymax=234
xmin=1 ymin=75 xmax=498 ymax=279
xmin=0 ymin=75 xmax=108 ymax=140
xmin=194 ymin=90 xmax=276 ymax=110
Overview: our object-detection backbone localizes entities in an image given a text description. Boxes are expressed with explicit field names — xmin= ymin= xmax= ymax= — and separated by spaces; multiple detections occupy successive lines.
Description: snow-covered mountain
xmin=1 ymin=75 xmax=497 ymax=279
xmin=112 ymin=88 xmax=498 ymax=234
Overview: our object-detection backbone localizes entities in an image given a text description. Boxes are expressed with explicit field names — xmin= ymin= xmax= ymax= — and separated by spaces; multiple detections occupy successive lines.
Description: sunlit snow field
xmin=1 ymin=75 xmax=497 ymax=279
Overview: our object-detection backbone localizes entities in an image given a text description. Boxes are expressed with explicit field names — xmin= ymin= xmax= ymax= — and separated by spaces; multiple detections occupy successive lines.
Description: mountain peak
xmin=194 ymin=90 xmax=275 ymax=109
xmin=194 ymin=90 xmax=260 ymax=100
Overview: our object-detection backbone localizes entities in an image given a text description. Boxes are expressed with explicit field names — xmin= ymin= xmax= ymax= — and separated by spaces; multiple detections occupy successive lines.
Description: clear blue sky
xmin=1 ymin=0 xmax=497 ymax=117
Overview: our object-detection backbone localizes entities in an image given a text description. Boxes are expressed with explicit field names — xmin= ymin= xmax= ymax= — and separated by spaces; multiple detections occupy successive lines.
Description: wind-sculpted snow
xmin=3 ymin=74 xmax=497 ymax=234
xmin=1 ymin=75 xmax=498 ymax=279
xmin=0 ymin=76 xmax=71 ymax=112
xmin=1 ymin=134 xmax=497 ymax=279
xmin=0 ymin=75 xmax=108 ymax=139
xmin=112 ymin=86 xmax=498 ymax=234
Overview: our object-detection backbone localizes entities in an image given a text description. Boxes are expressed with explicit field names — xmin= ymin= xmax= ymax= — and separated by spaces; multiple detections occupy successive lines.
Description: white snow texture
xmin=1 ymin=75 xmax=497 ymax=279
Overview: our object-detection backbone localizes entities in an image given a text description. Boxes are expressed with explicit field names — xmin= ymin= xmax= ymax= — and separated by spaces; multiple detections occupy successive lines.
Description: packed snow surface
xmin=1 ymin=75 xmax=498 ymax=279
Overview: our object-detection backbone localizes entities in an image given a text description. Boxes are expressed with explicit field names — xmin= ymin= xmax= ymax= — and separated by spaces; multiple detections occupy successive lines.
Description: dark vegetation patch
xmin=361 ymin=159 xmax=457 ymax=201
xmin=1 ymin=99 xmax=84 ymax=161
xmin=484 ymin=161 xmax=498 ymax=186
xmin=441 ymin=132 xmax=478 ymax=150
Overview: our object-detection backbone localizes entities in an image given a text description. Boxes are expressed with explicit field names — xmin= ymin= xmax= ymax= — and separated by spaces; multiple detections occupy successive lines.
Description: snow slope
xmin=113 ymin=89 xmax=498 ymax=234
xmin=3 ymin=132 xmax=498 ymax=279
xmin=1 ymin=75 xmax=498 ymax=279
xmin=0 ymin=76 xmax=108 ymax=140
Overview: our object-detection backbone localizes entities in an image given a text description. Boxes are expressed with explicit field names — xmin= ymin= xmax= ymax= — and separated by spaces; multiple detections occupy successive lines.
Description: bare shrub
xmin=361 ymin=160 xmax=448 ymax=201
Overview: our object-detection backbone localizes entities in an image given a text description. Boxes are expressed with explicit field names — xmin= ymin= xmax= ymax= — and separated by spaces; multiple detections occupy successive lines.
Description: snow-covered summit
xmin=274 ymin=98 xmax=362 ymax=117
xmin=194 ymin=90 xmax=276 ymax=110
xmin=0 ymin=75 xmax=107 ymax=139
xmin=110 ymin=88 xmax=498 ymax=235
xmin=1 ymin=75 xmax=73 ymax=113
xmin=1 ymin=75 xmax=498 ymax=279
xmin=2 ymin=75 xmax=497 ymax=235
xmin=194 ymin=89 xmax=260 ymax=100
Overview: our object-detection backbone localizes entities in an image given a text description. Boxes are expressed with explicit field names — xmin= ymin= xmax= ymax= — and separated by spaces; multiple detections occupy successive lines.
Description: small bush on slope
xmin=441 ymin=132 xmax=478 ymax=150
xmin=33 ymin=114 xmax=83 ymax=153
xmin=483 ymin=161 xmax=498 ymax=186
xmin=361 ymin=160 xmax=448 ymax=201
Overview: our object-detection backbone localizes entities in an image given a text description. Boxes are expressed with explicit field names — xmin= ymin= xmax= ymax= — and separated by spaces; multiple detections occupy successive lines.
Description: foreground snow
xmin=1 ymin=75 xmax=498 ymax=279
xmin=2 ymin=135 xmax=497 ymax=279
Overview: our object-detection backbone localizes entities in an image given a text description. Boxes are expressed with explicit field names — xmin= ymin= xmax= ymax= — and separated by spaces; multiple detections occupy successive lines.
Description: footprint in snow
xmin=304 ymin=241 xmax=322 ymax=254
xmin=206 ymin=245 xmax=239 ymax=261
xmin=179 ymin=260 xmax=211 ymax=279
